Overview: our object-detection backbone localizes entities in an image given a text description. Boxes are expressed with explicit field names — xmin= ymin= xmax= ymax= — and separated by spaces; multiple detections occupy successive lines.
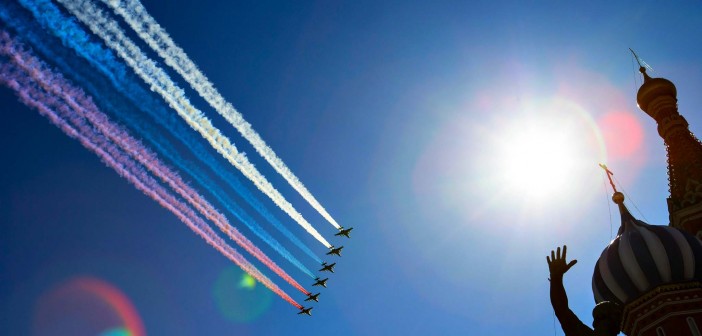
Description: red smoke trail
xmin=0 ymin=32 xmax=303 ymax=309
xmin=1 ymin=33 xmax=309 ymax=296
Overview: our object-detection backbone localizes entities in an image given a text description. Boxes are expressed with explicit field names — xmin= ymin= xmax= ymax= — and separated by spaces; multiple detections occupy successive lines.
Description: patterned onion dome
xmin=592 ymin=192 xmax=702 ymax=305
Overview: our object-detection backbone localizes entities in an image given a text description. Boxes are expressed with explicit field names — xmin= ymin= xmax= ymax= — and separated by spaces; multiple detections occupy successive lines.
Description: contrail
xmin=0 ymin=4 xmax=316 ymax=275
xmin=3 ymin=36 xmax=311 ymax=293
xmin=48 ymin=0 xmax=332 ymax=247
xmin=0 ymin=1 xmax=322 ymax=264
xmin=0 ymin=33 xmax=302 ymax=309
xmin=105 ymin=0 xmax=341 ymax=229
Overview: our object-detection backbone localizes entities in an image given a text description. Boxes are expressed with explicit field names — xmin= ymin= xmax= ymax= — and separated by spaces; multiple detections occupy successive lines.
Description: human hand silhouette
xmin=547 ymin=245 xmax=577 ymax=280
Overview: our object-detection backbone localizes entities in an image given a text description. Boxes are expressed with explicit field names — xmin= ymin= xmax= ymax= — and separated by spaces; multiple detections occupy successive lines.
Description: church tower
xmin=589 ymin=67 xmax=702 ymax=336
xmin=636 ymin=67 xmax=702 ymax=238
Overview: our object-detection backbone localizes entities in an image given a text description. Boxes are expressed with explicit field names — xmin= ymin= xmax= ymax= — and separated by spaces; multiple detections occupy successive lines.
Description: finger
xmin=551 ymin=250 xmax=555 ymax=261
xmin=566 ymin=259 xmax=578 ymax=271
xmin=557 ymin=246 xmax=561 ymax=259
xmin=563 ymin=245 xmax=568 ymax=259
xmin=546 ymin=256 xmax=551 ymax=264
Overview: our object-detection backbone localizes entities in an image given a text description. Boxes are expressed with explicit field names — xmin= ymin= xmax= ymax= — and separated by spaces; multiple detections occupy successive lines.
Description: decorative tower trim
xmin=621 ymin=281 xmax=702 ymax=335
xmin=635 ymin=65 xmax=702 ymax=236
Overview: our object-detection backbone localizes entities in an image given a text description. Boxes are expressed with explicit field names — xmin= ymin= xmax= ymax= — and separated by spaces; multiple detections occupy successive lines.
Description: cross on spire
xmin=598 ymin=163 xmax=617 ymax=193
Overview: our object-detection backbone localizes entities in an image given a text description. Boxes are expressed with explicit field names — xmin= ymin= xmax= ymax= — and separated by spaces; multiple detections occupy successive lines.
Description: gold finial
xmin=612 ymin=192 xmax=625 ymax=205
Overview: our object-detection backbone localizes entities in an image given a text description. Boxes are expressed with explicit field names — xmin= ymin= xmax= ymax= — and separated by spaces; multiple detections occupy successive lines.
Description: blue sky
xmin=1 ymin=0 xmax=702 ymax=335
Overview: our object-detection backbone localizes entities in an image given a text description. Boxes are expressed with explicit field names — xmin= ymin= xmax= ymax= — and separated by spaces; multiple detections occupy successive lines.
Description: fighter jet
xmin=298 ymin=307 xmax=313 ymax=316
xmin=312 ymin=277 xmax=329 ymax=288
xmin=326 ymin=245 xmax=343 ymax=257
xmin=305 ymin=293 xmax=320 ymax=302
xmin=335 ymin=227 xmax=353 ymax=238
xmin=319 ymin=262 xmax=336 ymax=273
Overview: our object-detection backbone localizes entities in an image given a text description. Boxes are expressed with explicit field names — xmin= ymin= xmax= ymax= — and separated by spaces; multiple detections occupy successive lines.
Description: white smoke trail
xmin=103 ymin=0 xmax=341 ymax=229
xmin=56 ymin=0 xmax=331 ymax=247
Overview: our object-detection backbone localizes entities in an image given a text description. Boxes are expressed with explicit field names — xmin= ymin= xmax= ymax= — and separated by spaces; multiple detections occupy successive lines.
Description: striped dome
xmin=592 ymin=193 xmax=702 ymax=305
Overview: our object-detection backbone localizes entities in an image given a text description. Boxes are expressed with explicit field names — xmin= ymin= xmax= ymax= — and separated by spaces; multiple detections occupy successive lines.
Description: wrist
xmin=550 ymin=273 xmax=564 ymax=281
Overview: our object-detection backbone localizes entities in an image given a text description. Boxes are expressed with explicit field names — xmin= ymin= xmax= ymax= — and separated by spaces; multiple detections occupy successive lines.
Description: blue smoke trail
xmin=0 ymin=0 xmax=313 ymax=277
xmin=12 ymin=0 xmax=321 ymax=264
xmin=2 ymin=1 xmax=317 ymax=277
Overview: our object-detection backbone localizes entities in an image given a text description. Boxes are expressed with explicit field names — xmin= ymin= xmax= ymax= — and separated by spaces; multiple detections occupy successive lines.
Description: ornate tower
xmin=636 ymin=67 xmax=702 ymax=238
xmin=588 ymin=66 xmax=702 ymax=335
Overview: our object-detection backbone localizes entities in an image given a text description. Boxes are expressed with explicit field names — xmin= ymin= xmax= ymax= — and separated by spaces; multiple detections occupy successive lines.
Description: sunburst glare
xmin=498 ymin=121 xmax=579 ymax=200
xmin=486 ymin=98 xmax=606 ymax=207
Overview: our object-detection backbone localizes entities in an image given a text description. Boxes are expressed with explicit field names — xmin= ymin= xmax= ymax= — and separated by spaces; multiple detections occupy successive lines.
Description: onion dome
xmin=592 ymin=192 xmax=702 ymax=305
xmin=636 ymin=66 xmax=677 ymax=115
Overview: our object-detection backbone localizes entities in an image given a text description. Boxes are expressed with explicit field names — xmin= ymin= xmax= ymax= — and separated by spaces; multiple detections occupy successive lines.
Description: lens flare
xmin=213 ymin=267 xmax=273 ymax=323
xmin=32 ymin=276 xmax=145 ymax=336
xmin=100 ymin=328 xmax=132 ymax=336
xmin=239 ymin=274 xmax=257 ymax=290
xmin=598 ymin=110 xmax=646 ymax=172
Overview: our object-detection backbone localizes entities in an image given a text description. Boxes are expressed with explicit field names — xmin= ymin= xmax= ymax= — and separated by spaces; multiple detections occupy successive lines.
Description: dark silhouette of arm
xmin=548 ymin=246 xmax=593 ymax=336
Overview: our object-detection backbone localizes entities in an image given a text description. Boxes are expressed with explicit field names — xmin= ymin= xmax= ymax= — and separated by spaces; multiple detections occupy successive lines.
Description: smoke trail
xmin=105 ymin=0 xmax=341 ymax=229
xmin=0 ymin=1 xmax=322 ymax=263
xmin=0 ymin=3 xmax=316 ymax=273
xmin=2 ymin=36 xmax=312 ymax=293
xmin=0 ymin=35 xmax=302 ymax=309
xmin=48 ymin=0 xmax=331 ymax=247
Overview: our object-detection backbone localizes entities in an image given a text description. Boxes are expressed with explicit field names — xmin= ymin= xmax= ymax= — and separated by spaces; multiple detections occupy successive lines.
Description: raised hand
xmin=547 ymin=245 xmax=577 ymax=279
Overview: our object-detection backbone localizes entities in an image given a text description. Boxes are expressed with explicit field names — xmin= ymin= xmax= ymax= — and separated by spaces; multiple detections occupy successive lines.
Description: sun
xmin=488 ymin=98 xmax=605 ymax=205
xmin=497 ymin=123 xmax=578 ymax=199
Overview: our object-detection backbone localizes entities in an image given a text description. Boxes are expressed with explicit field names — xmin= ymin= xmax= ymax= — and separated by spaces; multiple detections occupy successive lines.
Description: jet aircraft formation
xmin=297 ymin=227 xmax=353 ymax=316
